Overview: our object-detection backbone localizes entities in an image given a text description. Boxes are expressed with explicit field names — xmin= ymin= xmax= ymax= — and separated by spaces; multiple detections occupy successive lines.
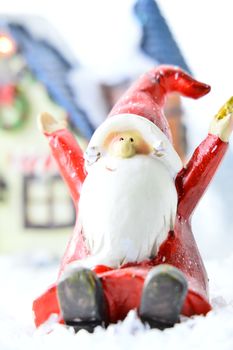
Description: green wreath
xmin=0 ymin=87 xmax=29 ymax=131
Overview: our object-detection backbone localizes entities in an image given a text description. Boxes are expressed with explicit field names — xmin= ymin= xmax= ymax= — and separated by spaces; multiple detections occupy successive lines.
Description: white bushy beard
xmin=76 ymin=154 xmax=177 ymax=269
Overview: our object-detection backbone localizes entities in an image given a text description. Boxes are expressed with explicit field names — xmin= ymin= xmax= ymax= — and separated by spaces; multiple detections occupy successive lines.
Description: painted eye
xmin=119 ymin=137 xmax=124 ymax=141
xmin=130 ymin=137 xmax=134 ymax=142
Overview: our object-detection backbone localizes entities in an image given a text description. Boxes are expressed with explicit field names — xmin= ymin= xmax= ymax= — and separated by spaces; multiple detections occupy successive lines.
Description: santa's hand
xmin=209 ymin=97 xmax=233 ymax=142
xmin=38 ymin=112 xmax=67 ymax=134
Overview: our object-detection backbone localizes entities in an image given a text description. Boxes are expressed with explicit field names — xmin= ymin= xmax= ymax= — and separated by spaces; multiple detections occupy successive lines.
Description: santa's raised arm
xmin=35 ymin=66 xmax=233 ymax=331
xmin=176 ymin=99 xmax=232 ymax=217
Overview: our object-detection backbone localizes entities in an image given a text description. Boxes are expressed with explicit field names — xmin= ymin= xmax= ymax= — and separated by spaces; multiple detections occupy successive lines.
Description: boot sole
xmin=57 ymin=267 xmax=106 ymax=332
xmin=139 ymin=264 xmax=188 ymax=329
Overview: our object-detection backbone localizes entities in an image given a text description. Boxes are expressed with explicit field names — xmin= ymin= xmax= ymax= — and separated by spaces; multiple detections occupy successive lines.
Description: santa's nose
xmin=112 ymin=136 xmax=136 ymax=158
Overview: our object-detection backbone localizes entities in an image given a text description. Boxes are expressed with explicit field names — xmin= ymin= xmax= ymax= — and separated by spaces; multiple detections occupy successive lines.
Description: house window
xmin=0 ymin=175 xmax=7 ymax=201
xmin=23 ymin=174 xmax=75 ymax=229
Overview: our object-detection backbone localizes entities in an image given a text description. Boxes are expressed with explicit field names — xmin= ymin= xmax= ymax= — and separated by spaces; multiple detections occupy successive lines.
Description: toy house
xmin=0 ymin=21 xmax=94 ymax=254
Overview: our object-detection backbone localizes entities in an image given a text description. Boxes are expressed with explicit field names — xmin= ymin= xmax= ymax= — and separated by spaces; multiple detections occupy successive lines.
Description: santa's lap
xmin=94 ymin=260 xmax=211 ymax=323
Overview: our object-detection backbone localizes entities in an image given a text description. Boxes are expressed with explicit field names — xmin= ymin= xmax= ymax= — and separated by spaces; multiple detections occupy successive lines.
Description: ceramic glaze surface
xmin=33 ymin=66 xmax=231 ymax=328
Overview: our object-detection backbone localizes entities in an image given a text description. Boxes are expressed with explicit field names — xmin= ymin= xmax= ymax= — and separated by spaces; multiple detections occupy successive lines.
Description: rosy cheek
xmin=137 ymin=142 xmax=152 ymax=155
xmin=103 ymin=132 xmax=121 ymax=149
xmin=108 ymin=138 xmax=123 ymax=154
xmin=110 ymin=138 xmax=119 ymax=149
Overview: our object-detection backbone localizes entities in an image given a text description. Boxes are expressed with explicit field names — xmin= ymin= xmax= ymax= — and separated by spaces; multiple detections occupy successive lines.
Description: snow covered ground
xmin=0 ymin=253 xmax=233 ymax=350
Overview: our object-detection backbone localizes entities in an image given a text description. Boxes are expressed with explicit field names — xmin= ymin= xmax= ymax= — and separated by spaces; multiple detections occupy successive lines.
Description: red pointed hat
xmin=108 ymin=65 xmax=210 ymax=141
xmin=87 ymin=66 xmax=210 ymax=175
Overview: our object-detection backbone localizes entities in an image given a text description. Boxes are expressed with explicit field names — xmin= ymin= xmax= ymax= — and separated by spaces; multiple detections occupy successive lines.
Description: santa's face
xmin=78 ymin=128 xmax=178 ymax=269
xmin=103 ymin=130 xmax=153 ymax=159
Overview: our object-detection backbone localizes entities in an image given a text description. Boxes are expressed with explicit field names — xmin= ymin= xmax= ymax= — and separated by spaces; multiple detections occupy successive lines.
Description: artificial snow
xmin=0 ymin=253 xmax=233 ymax=350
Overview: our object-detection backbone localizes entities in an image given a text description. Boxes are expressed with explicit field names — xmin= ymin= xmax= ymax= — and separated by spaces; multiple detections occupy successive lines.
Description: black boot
xmin=57 ymin=267 xmax=106 ymax=333
xmin=139 ymin=264 xmax=188 ymax=330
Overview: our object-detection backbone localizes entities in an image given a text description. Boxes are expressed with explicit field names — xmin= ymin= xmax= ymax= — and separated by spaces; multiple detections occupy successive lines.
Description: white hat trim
xmin=86 ymin=114 xmax=183 ymax=176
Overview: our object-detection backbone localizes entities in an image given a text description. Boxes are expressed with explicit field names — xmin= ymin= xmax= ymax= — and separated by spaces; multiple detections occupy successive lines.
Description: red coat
xmin=33 ymin=129 xmax=227 ymax=326
xmin=33 ymin=66 xmax=228 ymax=326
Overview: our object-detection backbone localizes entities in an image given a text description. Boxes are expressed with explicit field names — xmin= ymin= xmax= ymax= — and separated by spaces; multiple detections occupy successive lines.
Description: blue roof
xmin=2 ymin=23 xmax=95 ymax=139
xmin=134 ymin=0 xmax=191 ymax=74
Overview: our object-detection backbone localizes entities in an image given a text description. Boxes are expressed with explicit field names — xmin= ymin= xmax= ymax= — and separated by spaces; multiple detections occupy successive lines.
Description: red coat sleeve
xmin=175 ymin=134 xmax=228 ymax=219
xmin=45 ymin=129 xmax=86 ymax=206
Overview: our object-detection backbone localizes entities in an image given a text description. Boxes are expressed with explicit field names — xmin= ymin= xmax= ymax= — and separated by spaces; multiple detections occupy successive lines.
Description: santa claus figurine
xmin=34 ymin=65 xmax=233 ymax=332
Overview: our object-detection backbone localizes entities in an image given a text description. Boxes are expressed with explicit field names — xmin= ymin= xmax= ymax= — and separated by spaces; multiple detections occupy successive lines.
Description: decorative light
xmin=0 ymin=33 xmax=16 ymax=57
